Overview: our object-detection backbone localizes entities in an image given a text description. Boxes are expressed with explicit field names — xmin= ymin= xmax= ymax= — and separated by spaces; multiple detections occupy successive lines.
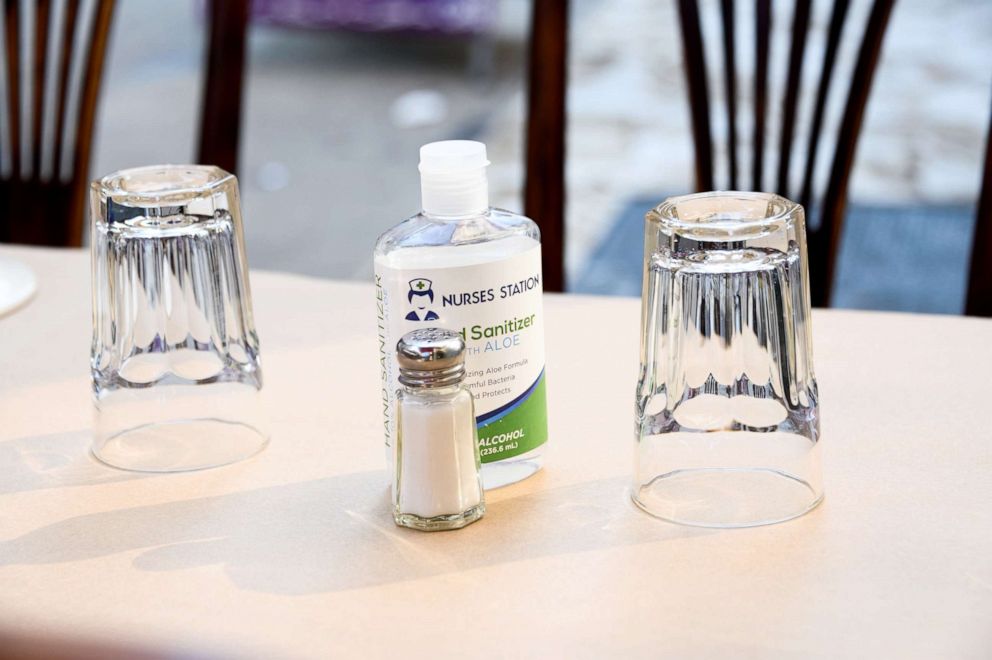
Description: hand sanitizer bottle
xmin=374 ymin=140 xmax=548 ymax=489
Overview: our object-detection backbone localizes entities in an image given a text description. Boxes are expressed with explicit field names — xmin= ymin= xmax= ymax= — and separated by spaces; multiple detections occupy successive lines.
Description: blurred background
xmin=87 ymin=0 xmax=992 ymax=312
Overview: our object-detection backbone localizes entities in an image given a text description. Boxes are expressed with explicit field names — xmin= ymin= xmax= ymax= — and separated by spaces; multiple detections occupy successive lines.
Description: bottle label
xmin=376 ymin=245 xmax=547 ymax=463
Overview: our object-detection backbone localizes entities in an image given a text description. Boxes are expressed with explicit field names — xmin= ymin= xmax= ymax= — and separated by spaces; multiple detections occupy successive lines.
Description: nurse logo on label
xmin=405 ymin=278 xmax=440 ymax=322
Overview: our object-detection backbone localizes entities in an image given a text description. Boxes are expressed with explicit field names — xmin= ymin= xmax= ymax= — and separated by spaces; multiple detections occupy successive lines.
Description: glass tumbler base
xmin=93 ymin=419 xmax=269 ymax=472
xmin=632 ymin=468 xmax=823 ymax=528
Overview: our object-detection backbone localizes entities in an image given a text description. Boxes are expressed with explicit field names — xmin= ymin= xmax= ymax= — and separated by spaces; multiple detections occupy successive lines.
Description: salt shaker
xmin=394 ymin=328 xmax=485 ymax=531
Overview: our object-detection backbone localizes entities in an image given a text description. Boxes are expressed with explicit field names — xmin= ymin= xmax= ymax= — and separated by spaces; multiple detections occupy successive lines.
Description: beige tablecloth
xmin=0 ymin=245 xmax=990 ymax=658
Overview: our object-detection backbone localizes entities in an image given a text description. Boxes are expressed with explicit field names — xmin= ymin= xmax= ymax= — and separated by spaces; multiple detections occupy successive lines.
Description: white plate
xmin=0 ymin=257 xmax=38 ymax=318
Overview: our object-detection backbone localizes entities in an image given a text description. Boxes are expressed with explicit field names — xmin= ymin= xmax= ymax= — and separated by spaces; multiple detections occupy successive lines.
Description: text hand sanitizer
xmin=374 ymin=140 xmax=548 ymax=489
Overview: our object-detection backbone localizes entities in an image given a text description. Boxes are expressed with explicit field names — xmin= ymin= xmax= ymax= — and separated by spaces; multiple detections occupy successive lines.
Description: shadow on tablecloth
xmin=0 ymin=470 xmax=717 ymax=594
xmin=0 ymin=430 xmax=148 ymax=494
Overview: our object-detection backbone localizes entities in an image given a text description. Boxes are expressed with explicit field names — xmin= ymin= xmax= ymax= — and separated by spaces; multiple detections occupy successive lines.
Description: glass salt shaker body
xmin=394 ymin=329 xmax=485 ymax=531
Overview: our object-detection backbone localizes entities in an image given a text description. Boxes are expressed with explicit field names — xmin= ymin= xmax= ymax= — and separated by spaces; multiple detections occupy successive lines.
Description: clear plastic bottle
xmin=374 ymin=141 xmax=548 ymax=489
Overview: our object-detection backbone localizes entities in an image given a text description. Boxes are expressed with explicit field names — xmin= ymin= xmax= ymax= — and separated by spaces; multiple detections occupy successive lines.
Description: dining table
xmin=0 ymin=243 xmax=990 ymax=659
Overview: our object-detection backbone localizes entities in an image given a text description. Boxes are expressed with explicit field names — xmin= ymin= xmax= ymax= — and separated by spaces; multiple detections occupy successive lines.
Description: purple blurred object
xmin=250 ymin=0 xmax=498 ymax=35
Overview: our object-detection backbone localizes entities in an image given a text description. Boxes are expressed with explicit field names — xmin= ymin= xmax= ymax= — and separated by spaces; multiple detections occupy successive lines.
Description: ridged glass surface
xmin=90 ymin=166 xmax=266 ymax=472
xmin=634 ymin=192 xmax=823 ymax=527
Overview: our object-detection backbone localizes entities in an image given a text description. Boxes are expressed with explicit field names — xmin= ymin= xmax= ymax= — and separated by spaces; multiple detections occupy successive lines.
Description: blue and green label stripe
xmin=476 ymin=371 xmax=548 ymax=463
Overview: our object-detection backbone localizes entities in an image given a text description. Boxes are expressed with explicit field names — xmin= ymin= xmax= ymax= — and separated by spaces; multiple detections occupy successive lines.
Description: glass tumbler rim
xmin=647 ymin=190 xmax=801 ymax=242
xmin=92 ymin=164 xmax=234 ymax=209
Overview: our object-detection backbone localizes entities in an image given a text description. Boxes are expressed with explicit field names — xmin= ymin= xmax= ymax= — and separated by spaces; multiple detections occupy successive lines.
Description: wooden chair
xmin=677 ymin=0 xmax=895 ymax=307
xmin=0 ymin=0 xmax=114 ymax=246
xmin=523 ymin=0 xmax=896 ymax=303
xmin=965 ymin=102 xmax=992 ymax=317
xmin=0 ymin=0 xmax=248 ymax=247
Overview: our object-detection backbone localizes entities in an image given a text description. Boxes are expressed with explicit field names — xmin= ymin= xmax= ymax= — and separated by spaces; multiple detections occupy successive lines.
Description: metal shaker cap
xmin=397 ymin=328 xmax=466 ymax=388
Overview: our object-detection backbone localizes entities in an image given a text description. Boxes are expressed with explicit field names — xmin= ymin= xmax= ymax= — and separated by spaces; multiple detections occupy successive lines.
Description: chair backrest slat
xmin=808 ymin=0 xmax=895 ymax=305
xmin=776 ymin=0 xmax=811 ymax=198
xmin=798 ymin=0 xmax=850 ymax=213
xmin=719 ymin=0 xmax=738 ymax=189
xmin=4 ymin=0 xmax=21 ymax=175
xmin=30 ymin=0 xmax=51 ymax=179
xmin=677 ymin=0 xmax=713 ymax=192
xmin=752 ymin=0 xmax=771 ymax=191
xmin=65 ymin=0 xmax=113 ymax=244
xmin=52 ymin=0 xmax=80 ymax=182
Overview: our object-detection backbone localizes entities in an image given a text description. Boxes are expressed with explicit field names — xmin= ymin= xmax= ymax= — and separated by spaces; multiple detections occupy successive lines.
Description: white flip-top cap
xmin=419 ymin=140 xmax=490 ymax=216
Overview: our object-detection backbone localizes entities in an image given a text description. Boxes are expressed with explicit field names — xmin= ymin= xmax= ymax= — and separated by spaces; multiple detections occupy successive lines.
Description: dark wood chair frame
xmin=524 ymin=0 xmax=568 ymax=294
xmin=198 ymin=0 xmax=248 ymax=179
xmin=0 ymin=0 xmax=248 ymax=247
xmin=965 ymin=103 xmax=992 ymax=317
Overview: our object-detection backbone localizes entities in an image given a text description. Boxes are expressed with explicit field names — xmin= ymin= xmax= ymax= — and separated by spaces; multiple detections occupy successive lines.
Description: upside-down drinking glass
xmin=90 ymin=165 xmax=267 ymax=471
xmin=634 ymin=191 xmax=823 ymax=527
